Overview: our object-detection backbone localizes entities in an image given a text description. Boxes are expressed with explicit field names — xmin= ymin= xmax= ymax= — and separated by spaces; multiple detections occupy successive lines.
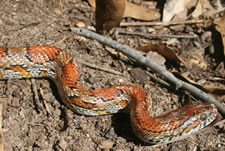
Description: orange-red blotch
xmin=28 ymin=46 xmax=61 ymax=63
xmin=0 ymin=48 xmax=7 ymax=52
xmin=0 ymin=48 xmax=7 ymax=62
xmin=61 ymin=60 xmax=79 ymax=87
xmin=92 ymin=87 xmax=122 ymax=101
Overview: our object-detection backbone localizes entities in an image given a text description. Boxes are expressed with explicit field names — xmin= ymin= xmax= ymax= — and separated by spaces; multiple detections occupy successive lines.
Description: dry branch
xmin=120 ymin=19 xmax=220 ymax=27
xmin=120 ymin=20 xmax=205 ymax=27
xmin=118 ymin=31 xmax=197 ymax=39
xmin=72 ymin=27 xmax=225 ymax=116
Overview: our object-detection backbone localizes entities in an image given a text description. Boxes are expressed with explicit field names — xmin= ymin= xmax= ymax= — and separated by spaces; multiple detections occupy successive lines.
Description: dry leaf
xmin=199 ymin=0 xmax=216 ymax=18
xmin=95 ymin=0 xmax=125 ymax=34
xmin=215 ymin=11 xmax=225 ymax=56
xmin=189 ymin=54 xmax=207 ymax=69
xmin=207 ymin=77 xmax=225 ymax=83
xmin=146 ymin=51 xmax=166 ymax=65
xmin=124 ymin=1 xmax=160 ymax=21
xmin=162 ymin=0 xmax=198 ymax=21
xmin=136 ymin=44 xmax=187 ymax=66
xmin=87 ymin=0 xmax=95 ymax=7
xmin=191 ymin=0 xmax=216 ymax=18
xmin=191 ymin=0 xmax=203 ymax=18
xmin=88 ymin=0 xmax=160 ymax=21
xmin=164 ymin=0 xmax=215 ymax=21
xmin=173 ymin=72 xmax=225 ymax=96
xmin=187 ymin=49 xmax=208 ymax=69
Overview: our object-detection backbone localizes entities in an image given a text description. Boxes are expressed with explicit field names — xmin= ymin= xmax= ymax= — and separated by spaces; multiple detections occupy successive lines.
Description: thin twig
xmin=120 ymin=18 xmax=220 ymax=27
xmin=3 ymin=22 xmax=40 ymax=32
xmin=118 ymin=31 xmax=197 ymax=39
xmin=39 ymin=88 xmax=52 ymax=116
xmin=120 ymin=20 xmax=205 ymax=27
xmin=52 ymin=36 xmax=68 ymax=46
xmin=71 ymin=27 xmax=225 ymax=116
xmin=31 ymin=79 xmax=42 ymax=113
xmin=77 ymin=59 xmax=123 ymax=75
xmin=120 ymin=10 xmax=224 ymax=27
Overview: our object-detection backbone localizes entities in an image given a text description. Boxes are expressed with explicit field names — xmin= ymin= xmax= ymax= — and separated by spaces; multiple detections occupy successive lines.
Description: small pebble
xmin=119 ymin=79 xmax=124 ymax=83
xmin=74 ymin=21 xmax=86 ymax=28
xmin=130 ymin=68 xmax=149 ymax=83
xmin=105 ymin=128 xmax=117 ymax=139
xmin=218 ymin=122 xmax=224 ymax=129
xmin=99 ymin=140 xmax=114 ymax=149
xmin=58 ymin=139 xmax=68 ymax=150
xmin=42 ymin=93 xmax=53 ymax=102
xmin=147 ymin=51 xmax=166 ymax=65
xmin=11 ymin=97 xmax=20 ymax=108
xmin=136 ymin=26 xmax=147 ymax=33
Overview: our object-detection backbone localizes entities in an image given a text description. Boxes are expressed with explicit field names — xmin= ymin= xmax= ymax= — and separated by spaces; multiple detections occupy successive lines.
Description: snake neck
xmin=130 ymin=90 xmax=218 ymax=144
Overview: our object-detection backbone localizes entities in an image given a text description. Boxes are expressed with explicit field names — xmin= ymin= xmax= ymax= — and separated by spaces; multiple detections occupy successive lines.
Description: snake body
xmin=0 ymin=46 xmax=218 ymax=144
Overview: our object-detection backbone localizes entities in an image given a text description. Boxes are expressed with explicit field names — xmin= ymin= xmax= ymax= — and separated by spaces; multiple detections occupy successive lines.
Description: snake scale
xmin=0 ymin=46 xmax=219 ymax=144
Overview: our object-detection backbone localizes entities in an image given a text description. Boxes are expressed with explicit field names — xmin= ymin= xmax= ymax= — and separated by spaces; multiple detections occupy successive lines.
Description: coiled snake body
xmin=0 ymin=46 xmax=218 ymax=144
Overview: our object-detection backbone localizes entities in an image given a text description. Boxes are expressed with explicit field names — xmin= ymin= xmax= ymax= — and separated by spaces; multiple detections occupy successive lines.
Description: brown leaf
xmin=136 ymin=44 xmax=187 ymax=65
xmin=191 ymin=0 xmax=203 ymax=18
xmin=124 ymin=1 xmax=160 ymax=21
xmin=88 ymin=0 xmax=160 ymax=21
xmin=87 ymin=0 xmax=95 ymax=7
xmin=215 ymin=11 xmax=225 ymax=56
xmin=173 ymin=72 xmax=225 ymax=96
xmin=199 ymin=0 xmax=216 ymax=18
xmin=95 ymin=0 xmax=125 ymax=34
xmin=191 ymin=0 xmax=216 ymax=18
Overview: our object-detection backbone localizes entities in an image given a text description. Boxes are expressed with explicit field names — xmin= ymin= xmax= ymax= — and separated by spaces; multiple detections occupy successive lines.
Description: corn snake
xmin=0 ymin=46 xmax=219 ymax=144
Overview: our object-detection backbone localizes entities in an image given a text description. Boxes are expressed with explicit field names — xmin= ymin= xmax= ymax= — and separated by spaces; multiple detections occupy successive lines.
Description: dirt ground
xmin=0 ymin=0 xmax=224 ymax=151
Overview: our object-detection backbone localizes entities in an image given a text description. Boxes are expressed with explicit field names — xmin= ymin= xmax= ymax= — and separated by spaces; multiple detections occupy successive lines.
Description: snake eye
xmin=200 ymin=113 xmax=207 ymax=121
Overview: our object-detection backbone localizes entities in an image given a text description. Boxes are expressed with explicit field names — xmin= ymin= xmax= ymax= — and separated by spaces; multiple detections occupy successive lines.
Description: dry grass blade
xmin=173 ymin=72 xmax=225 ymax=97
